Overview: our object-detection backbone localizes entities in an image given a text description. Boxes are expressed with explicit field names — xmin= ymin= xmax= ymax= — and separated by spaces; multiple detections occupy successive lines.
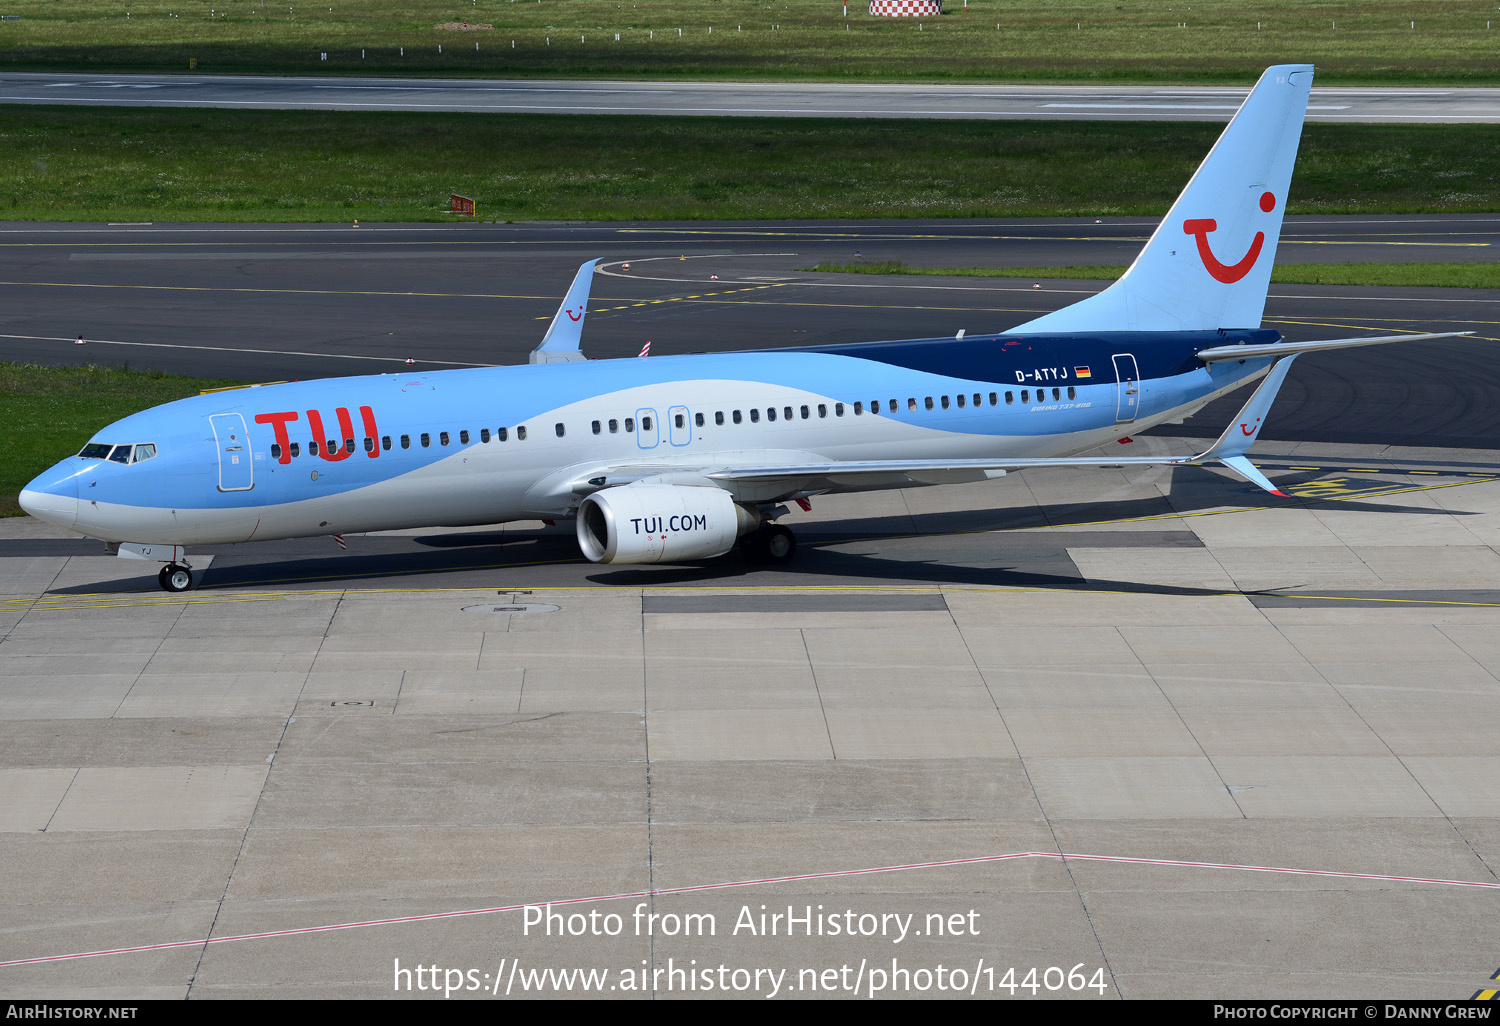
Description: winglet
xmin=530 ymin=259 xmax=600 ymax=365
xmin=1190 ymin=355 xmax=1300 ymax=494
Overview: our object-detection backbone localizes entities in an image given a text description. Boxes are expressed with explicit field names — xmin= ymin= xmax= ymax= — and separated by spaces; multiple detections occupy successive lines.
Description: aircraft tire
xmin=757 ymin=524 xmax=797 ymax=565
xmin=159 ymin=565 xmax=193 ymax=593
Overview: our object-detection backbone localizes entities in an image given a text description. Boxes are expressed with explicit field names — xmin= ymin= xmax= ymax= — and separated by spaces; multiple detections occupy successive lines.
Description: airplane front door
xmin=209 ymin=413 xmax=254 ymax=492
xmin=1112 ymin=353 xmax=1141 ymax=423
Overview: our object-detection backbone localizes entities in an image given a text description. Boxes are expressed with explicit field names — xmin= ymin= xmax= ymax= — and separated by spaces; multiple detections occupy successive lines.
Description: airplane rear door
xmin=209 ymin=412 xmax=254 ymax=491
xmin=1112 ymin=354 xmax=1141 ymax=423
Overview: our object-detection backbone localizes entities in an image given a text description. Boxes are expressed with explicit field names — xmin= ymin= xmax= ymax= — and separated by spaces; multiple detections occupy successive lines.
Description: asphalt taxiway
xmin=1 ymin=223 xmax=1498 ymax=999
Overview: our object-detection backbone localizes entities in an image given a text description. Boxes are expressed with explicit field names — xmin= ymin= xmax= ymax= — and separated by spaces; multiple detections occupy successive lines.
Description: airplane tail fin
xmin=1012 ymin=64 xmax=1314 ymax=334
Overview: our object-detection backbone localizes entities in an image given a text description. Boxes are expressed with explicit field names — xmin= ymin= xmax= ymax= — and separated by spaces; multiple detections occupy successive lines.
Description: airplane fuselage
xmin=22 ymin=329 xmax=1278 ymax=549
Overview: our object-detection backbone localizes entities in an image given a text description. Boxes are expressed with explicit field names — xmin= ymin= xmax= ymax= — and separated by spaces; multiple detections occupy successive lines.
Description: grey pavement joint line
xmin=184 ymin=588 xmax=339 ymax=997
xmin=799 ymin=628 xmax=837 ymax=761
xmin=1281 ymin=624 xmax=1500 ymax=885
xmin=953 ymin=606 xmax=1122 ymax=998
xmin=1116 ymin=625 xmax=1250 ymax=821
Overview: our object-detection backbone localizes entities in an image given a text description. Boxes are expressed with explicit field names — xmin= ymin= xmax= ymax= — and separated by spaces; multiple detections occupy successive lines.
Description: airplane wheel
xmin=159 ymin=564 xmax=193 ymax=593
xmin=741 ymin=524 xmax=797 ymax=565
xmin=760 ymin=524 xmax=796 ymax=564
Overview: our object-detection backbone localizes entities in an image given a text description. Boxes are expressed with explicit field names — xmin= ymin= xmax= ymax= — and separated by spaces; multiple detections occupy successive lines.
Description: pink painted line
xmin=4 ymin=850 xmax=1494 ymax=969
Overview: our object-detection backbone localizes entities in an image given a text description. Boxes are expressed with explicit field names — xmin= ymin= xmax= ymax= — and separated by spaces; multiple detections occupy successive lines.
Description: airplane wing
xmin=530 ymin=258 xmax=600 ymax=364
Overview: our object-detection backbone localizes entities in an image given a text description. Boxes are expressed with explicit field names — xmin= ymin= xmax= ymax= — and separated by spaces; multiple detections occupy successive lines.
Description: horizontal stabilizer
xmin=1198 ymin=331 xmax=1474 ymax=363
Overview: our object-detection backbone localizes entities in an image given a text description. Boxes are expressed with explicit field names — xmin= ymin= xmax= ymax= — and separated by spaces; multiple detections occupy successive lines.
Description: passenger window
xmin=1053 ymin=387 xmax=1061 ymax=401
xmin=625 ymin=417 xmax=635 ymax=432
xmin=695 ymin=412 xmax=705 ymax=427
xmin=592 ymin=420 xmax=601 ymax=435
xmin=439 ymin=432 xmax=449 ymax=446
xmin=675 ymin=413 xmax=685 ymax=429
xmin=1022 ymin=390 xmax=1030 ymax=403
xmin=400 ymin=434 xmax=410 ymax=449
xmin=835 ymin=403 xmax=844 ymax=417
xmin=888 ymin=399 xmax=897 ymax=413
xmin=732 ymin=410 xmax=742 ymax=424
xmin=459 ymin=430 xmax=470 ymax=445
xmin=497 ymin=427 xmax=508 ymax=442
xmin=818 ymin=404 xmax=827 ymax=418
xmin=517 ymin=426 xmax=527 ymax=440
xmin=555 ymin=423 xmax=565 ymax=437
xmin=364 ymin=437 xmax=374 ymax=453
xmin=1067 ymin=386 xmax=1076 ymax=400
xmin=767 ymin=408 xmax=776 ymax=422
xmin=868 ymin=400 xmax=879 ymax=415
xmin=270 ymin=443 xmax=281 ymax=460
xmin=750 ymin=409 xmax=760 ymax=423
xmin=310 ymin=440 xmax=320 ymax=455
xmin=343 ymin=437 xmax=353 ymax=453
xmin=942 ymin=396 xmax=952 ymax=410
xmin=291 ymin=442 xmax=301 ymax=457
xmin=609 ymin=419 xmax=619 ymax=433
xmin=924 ymin=397 xmax=934 ymax=410
xmin=714 ymin=412 xmax=724 ymax=426
xmin=420 ymin=434 xmax=430 ymax=448
xmin=990 ymin=392 xmax=998 ymax=406
xmin=908 ymin=398 xmax=918 ymax=411
xmin=956 ymin=394 xmax=966 ymax=408
xmin=133 ymin=443 xmax=157 ymax=463
xmin=383 ymin=435 xmax=393 ymax=450
xmin=479 ymin=429 xmax=490 ymax=443
xmin=801 ymin=405 xmax=809 ymax=419
xmin=642 ymin=416 xmax=652 ymax=431
xmin=1005 ymin=392 xmax=1014 ymax=406
xmin=853 ymin=402 xmax=863 ymax=415
xmin=784 ymin=406 xmax=793 ymax=421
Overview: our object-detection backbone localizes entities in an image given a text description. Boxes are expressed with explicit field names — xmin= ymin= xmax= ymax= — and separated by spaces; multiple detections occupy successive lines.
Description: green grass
xmin=1 ymin=363 xmax=242 ymax=518
xmin=807 ymin=261 xmax=1500 ymax=288
xmin=1 ymin=0 xmax=1498 ymax=83
xmin=3 ymin=108 xmax=1498 ymax=221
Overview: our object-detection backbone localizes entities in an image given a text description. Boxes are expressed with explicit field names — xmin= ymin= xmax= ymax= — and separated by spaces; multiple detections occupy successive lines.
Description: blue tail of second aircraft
xmin=1013 ymin=63 xmax=1314 ymax=335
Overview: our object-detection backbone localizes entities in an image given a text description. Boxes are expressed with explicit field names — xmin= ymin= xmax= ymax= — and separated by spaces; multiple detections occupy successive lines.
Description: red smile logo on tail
xmin=1183 ymin=191 xmax=1276 ymax=284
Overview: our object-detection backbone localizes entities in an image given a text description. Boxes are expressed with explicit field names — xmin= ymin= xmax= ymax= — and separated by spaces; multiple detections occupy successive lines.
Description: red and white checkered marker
xmin=638 ymin=341 xmax=651 ymax=358
xmin=869 ymin=0 xmax=942 ymax=15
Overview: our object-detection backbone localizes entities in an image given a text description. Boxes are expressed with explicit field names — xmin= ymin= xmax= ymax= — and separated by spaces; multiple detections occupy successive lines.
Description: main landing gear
xmin=157 ymin=563 xmax=193 ymax=593
xmin=740 ymin=523 xmax=797 ymax=565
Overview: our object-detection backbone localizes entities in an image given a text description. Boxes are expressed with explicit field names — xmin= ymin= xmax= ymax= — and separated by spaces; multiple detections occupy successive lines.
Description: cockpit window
xmin=77 ymin=442 xmax=158 ymax=463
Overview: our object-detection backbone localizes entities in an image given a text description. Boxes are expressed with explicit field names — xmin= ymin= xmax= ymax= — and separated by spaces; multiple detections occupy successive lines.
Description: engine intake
xmin=576 ymin=484 xmax=756 ymax=564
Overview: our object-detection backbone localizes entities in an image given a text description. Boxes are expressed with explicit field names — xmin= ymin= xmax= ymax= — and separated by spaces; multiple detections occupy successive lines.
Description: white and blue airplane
xmin=19 ymin=64 xmax=1471 ymax=591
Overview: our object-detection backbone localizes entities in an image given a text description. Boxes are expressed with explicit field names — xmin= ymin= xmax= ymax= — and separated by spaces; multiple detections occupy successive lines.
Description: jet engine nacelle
xmin=576 ymin=484 xmax=757 ymax=564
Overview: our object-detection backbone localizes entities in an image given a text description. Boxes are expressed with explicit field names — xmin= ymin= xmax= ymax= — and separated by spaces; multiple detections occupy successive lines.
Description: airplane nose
xmin=19 ymin=463 xmax=81 ymax=530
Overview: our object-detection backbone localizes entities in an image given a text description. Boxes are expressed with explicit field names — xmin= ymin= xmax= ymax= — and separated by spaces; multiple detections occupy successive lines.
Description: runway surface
xmin=2 ymin=218 xmax=1498 ymax=999
xmin=3 ymin=72 xmax=1499 ymax=122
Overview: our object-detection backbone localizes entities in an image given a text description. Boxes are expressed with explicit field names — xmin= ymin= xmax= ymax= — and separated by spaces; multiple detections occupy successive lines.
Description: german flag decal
xmin=1074 ymin=366 xmax=1093 ymax=379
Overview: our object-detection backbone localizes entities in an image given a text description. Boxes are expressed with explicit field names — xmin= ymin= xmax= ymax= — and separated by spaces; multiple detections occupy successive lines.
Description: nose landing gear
xmin=157 ymin=563 xmax=193 ymax=592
